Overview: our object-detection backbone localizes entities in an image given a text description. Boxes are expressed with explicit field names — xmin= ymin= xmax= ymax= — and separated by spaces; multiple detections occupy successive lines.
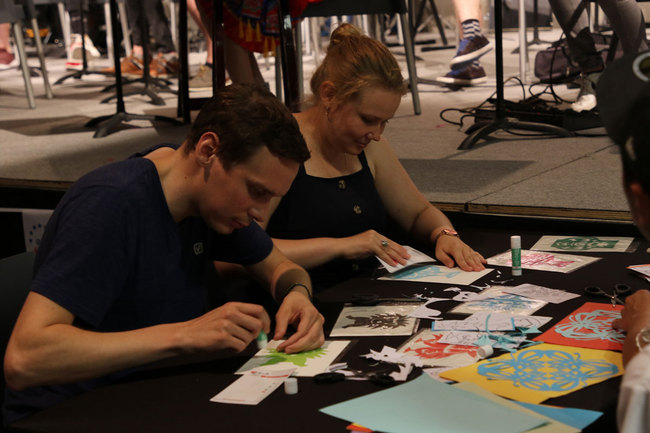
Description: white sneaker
xmin=571 ymin=73 xmax=600 ymax=112
xmin=68 ymin=33 xmax=100 ymax=62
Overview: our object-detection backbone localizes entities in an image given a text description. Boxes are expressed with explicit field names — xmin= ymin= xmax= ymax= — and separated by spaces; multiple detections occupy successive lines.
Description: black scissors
xmin=584 ymin=284 xmax=632 ymax=306
xmin=313 ymin=370 xmax=395 ymax=387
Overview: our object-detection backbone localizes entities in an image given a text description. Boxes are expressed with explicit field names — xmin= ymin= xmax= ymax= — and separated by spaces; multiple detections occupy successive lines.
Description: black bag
xmin=534 ymin=34 xmax=621 ymax=83
xmin=534 ymin=39 xmax=581 ymax=83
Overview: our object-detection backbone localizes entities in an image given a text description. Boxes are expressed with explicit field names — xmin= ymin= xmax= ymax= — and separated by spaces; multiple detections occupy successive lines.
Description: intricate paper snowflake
xmin=478 ymin=349 xmax=619 ymax=391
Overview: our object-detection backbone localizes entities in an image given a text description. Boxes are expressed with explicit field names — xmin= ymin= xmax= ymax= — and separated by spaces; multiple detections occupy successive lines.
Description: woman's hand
xmin=435 ymin=235 xmax=486 ymax=271
xmin=340 ymin=230 xmax=410 ymax=266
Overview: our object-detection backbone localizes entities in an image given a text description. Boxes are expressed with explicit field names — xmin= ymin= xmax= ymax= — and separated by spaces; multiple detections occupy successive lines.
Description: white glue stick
xmin=511 ymin=235 xmax=522 ymax=276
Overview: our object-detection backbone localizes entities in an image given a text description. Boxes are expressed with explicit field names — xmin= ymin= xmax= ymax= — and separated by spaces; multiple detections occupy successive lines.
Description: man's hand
xmin=181 ymin=302 xmax=271 ymax=353
xmin=435 ymin=235 xmax=486 ymax=272
xmin=274 ymin=290 xmax=324 ymax=354
xmin=613 ymin=290 xmax=650 ymax=332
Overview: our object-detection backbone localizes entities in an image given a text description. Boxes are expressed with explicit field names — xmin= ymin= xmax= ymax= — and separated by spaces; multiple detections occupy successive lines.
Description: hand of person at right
xmin=180 ymin=302 xmax=271 ymax=353
xmin=340 ymin=230 xmax=410 ymax=266
xmin=613 ymin=290 xmax=650 ymax=332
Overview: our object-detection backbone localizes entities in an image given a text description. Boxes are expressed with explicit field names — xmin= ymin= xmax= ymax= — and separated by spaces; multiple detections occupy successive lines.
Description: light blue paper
xmin=514 ymin=401 xmax=603 ymax=429
xmin=320 ymin=375 xmax=546 ymax=433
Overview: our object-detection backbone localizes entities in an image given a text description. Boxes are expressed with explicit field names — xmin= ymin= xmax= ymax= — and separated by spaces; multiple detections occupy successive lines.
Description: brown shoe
xmin=150 ymin=53 xmax=179 ymax=79
xmin=436 ymin=64 xmax=487 ymax=87
xmin=450 ymin=35 xmax=493 ymax=68
xmin=101 ymin=54 xmax=144 ymax=78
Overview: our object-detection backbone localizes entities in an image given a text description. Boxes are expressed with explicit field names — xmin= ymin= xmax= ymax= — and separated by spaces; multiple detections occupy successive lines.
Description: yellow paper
xmin=441 ymin=343 xmax=623 ymax=404
xmin=453 ymin=382 xmax=579 ymax=433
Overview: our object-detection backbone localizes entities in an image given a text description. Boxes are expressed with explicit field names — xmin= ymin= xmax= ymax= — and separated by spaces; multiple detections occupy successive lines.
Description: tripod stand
xmin=512 ymin=0 xmax=552 ymax=55
xmin=55 ymin=0 xmax=107 ymax=85
xmin=457 ymin=0 xmax=572 ymax=150
xmin=85 ymin=0 xmax=182 ymax=138
xmin=100 ymin=0 xmax=176 ymax=106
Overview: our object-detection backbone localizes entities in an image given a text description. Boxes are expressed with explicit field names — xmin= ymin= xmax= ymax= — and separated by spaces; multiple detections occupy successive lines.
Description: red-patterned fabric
xmin=198 ymin=0 xmax=322 ymax=55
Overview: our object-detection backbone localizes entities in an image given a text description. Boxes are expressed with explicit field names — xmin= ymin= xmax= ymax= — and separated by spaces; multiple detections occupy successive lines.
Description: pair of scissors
xmin=313 ymin=370 xmax=395 ymax=387
xmin=584 ymin=284 xmax=632 ymax=307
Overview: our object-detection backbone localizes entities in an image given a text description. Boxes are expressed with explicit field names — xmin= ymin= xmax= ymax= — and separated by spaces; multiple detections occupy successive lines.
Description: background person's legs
xmin=64 ymin=0 xmax=100 ymax=70
xmin=436 ymin=0 xmax=491 ymax=87
xmin=0 ymin=23 xmax=14 ymax=69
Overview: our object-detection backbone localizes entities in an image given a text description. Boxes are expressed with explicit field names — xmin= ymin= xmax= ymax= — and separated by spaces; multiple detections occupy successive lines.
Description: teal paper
xmin=320 ymin=375 xmax=546 ymax=433
xmin=514 ymin=401 xmax=603 ymax=429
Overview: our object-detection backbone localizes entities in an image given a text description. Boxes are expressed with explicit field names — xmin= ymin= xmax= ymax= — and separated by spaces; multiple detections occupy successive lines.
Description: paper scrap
xmin=377 ymin=245 xmax=436 ymax=273
xmin=210 ymin=368 xmax=295 ymax=405
xmin=320 ymin=375 xmax=547 ymax=433
xmin=502 ymin=283 xmax=581 ymax=304
xmin=380 ymin=264 xmax=493 ymax=286
xmin=531 ymin=235 xmax=635 ymax=253
xmin=487 ymin=250 xmax=600 ymax=274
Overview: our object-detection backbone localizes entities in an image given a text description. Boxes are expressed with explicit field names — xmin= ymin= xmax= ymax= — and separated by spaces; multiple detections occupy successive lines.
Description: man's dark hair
xmin=185 ymin=84 xmax=310 ymax=168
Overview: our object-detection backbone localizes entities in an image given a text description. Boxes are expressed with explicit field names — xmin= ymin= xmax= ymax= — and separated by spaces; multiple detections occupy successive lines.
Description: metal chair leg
xmin=30 ymin=17 xmax=53 ymax=99
xmin=12 ymin=21 xmax=35 ymax=109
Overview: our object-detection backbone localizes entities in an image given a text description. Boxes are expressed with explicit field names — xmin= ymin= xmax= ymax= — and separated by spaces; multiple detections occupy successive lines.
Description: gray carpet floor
xmin=0 ymin=27 xmax=631 ymax=222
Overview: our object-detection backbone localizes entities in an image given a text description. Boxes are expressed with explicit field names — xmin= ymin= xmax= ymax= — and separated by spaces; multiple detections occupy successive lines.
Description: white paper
xmin=408 ymin=297 xmax=448 ymax=319
xmin=531 ymin=235 xmax=635 ymax=253
xmin=330 ymin=304 xmax=420 ymax=337
xmin=502 ymin=283 xmax=581 ymax=304
xmin=433 ymin=312 xmax=515 ymax=332
xmin=210 ymin=368 xmax=295 ymax=405
xmin=380 ymin=264 xmax=493 ymax=285
xmin=628 ymin=264 xmax=650 ymax=278
xmin=487 ymin=250 xmax=600 ymax=274
xmin=450 ymin=286 xmax=548 ymax=316
xmin=377 ymin=245 xmax=437 ymax=273
xmin=236 ymin=340 xmax=350 ymax=377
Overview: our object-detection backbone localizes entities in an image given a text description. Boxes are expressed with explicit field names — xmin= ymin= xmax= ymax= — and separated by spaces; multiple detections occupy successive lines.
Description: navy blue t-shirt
xmin=3 ymin=151 xmax=273 ymax=424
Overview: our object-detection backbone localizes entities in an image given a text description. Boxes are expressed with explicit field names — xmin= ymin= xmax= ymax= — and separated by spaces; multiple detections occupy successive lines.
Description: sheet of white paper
xmin=530 ymin=235 xmax=635 ymax=253
xmin=377 ymin=245 xmax=437 ymax=273
xmin=433 ymin=312 xmax=515 ymax=331
xmin=438 ymin=331 xmax=526 ymax=351
xmin=235 ymin=340 xmax=350 ymax=377
xmin=450 ymin=286 xmax=548 ymax=316
xmin=380 ymin=264 xmax=493 ymax=285
xmin=397 ymin=329 xmax=480 ymax=367
xmin=628 ymin=264 xmax=650 ymax=278
xmin=330 ymin=304 xmax=420 ymax=337
xmin=487 ymin=250 xmax=600 ymax=274
xmin=502 ymin=283 xmax=581 ymax=304
xmin=210 ymin=368 xmax=295 ymax=405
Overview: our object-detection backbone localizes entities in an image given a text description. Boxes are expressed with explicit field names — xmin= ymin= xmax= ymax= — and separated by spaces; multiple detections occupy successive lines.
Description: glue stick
xmin=511 ymin=235 xmax=522 ymax=276
xmin=256 ymin=331 xmax=268 ymax=350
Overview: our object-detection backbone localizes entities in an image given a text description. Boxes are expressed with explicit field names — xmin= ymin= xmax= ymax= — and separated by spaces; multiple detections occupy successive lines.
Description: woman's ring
xmin=381 ymin=240 xmax=389 ymax=247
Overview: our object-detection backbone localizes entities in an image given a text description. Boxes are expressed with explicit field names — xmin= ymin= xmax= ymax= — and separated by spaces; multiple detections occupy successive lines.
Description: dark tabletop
xmin=10 ymin=214 xmax=648 ymax=433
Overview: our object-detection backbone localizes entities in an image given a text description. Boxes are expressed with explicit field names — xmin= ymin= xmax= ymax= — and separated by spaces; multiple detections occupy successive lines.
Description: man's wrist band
xmin=285 ymin=283 xmax=312 ymax=300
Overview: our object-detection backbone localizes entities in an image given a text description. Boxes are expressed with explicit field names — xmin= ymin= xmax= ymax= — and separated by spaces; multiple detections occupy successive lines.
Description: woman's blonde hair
xmin=310 ymin=23 xmax=407 ymax=104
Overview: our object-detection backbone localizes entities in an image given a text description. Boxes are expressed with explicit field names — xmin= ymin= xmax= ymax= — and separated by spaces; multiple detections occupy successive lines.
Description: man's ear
xmin=195 ymin=132 xmax=220 ymax=167
xmin=625 ymin=180 xmax=650 ymax=233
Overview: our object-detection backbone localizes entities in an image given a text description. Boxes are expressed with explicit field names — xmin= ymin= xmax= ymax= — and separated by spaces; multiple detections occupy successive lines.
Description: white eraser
xmin=284 ymin=377 xmax=298 ymax=395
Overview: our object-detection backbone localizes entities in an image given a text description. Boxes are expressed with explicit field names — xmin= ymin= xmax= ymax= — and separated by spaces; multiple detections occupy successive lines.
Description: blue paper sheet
xmin=320 ymin=375 xmax=546 ymax=433
xmin=514 ymin=401 xmax=603 ymax=430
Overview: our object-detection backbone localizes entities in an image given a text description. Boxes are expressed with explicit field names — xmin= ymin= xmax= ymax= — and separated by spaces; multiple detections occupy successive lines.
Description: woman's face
xmin=328 ymin=86 xmax=402 ymax=154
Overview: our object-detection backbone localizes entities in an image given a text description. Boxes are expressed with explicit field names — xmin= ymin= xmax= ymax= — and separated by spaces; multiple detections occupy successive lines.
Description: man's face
xmin=198 ymin=146 xmax=299 ymax=234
